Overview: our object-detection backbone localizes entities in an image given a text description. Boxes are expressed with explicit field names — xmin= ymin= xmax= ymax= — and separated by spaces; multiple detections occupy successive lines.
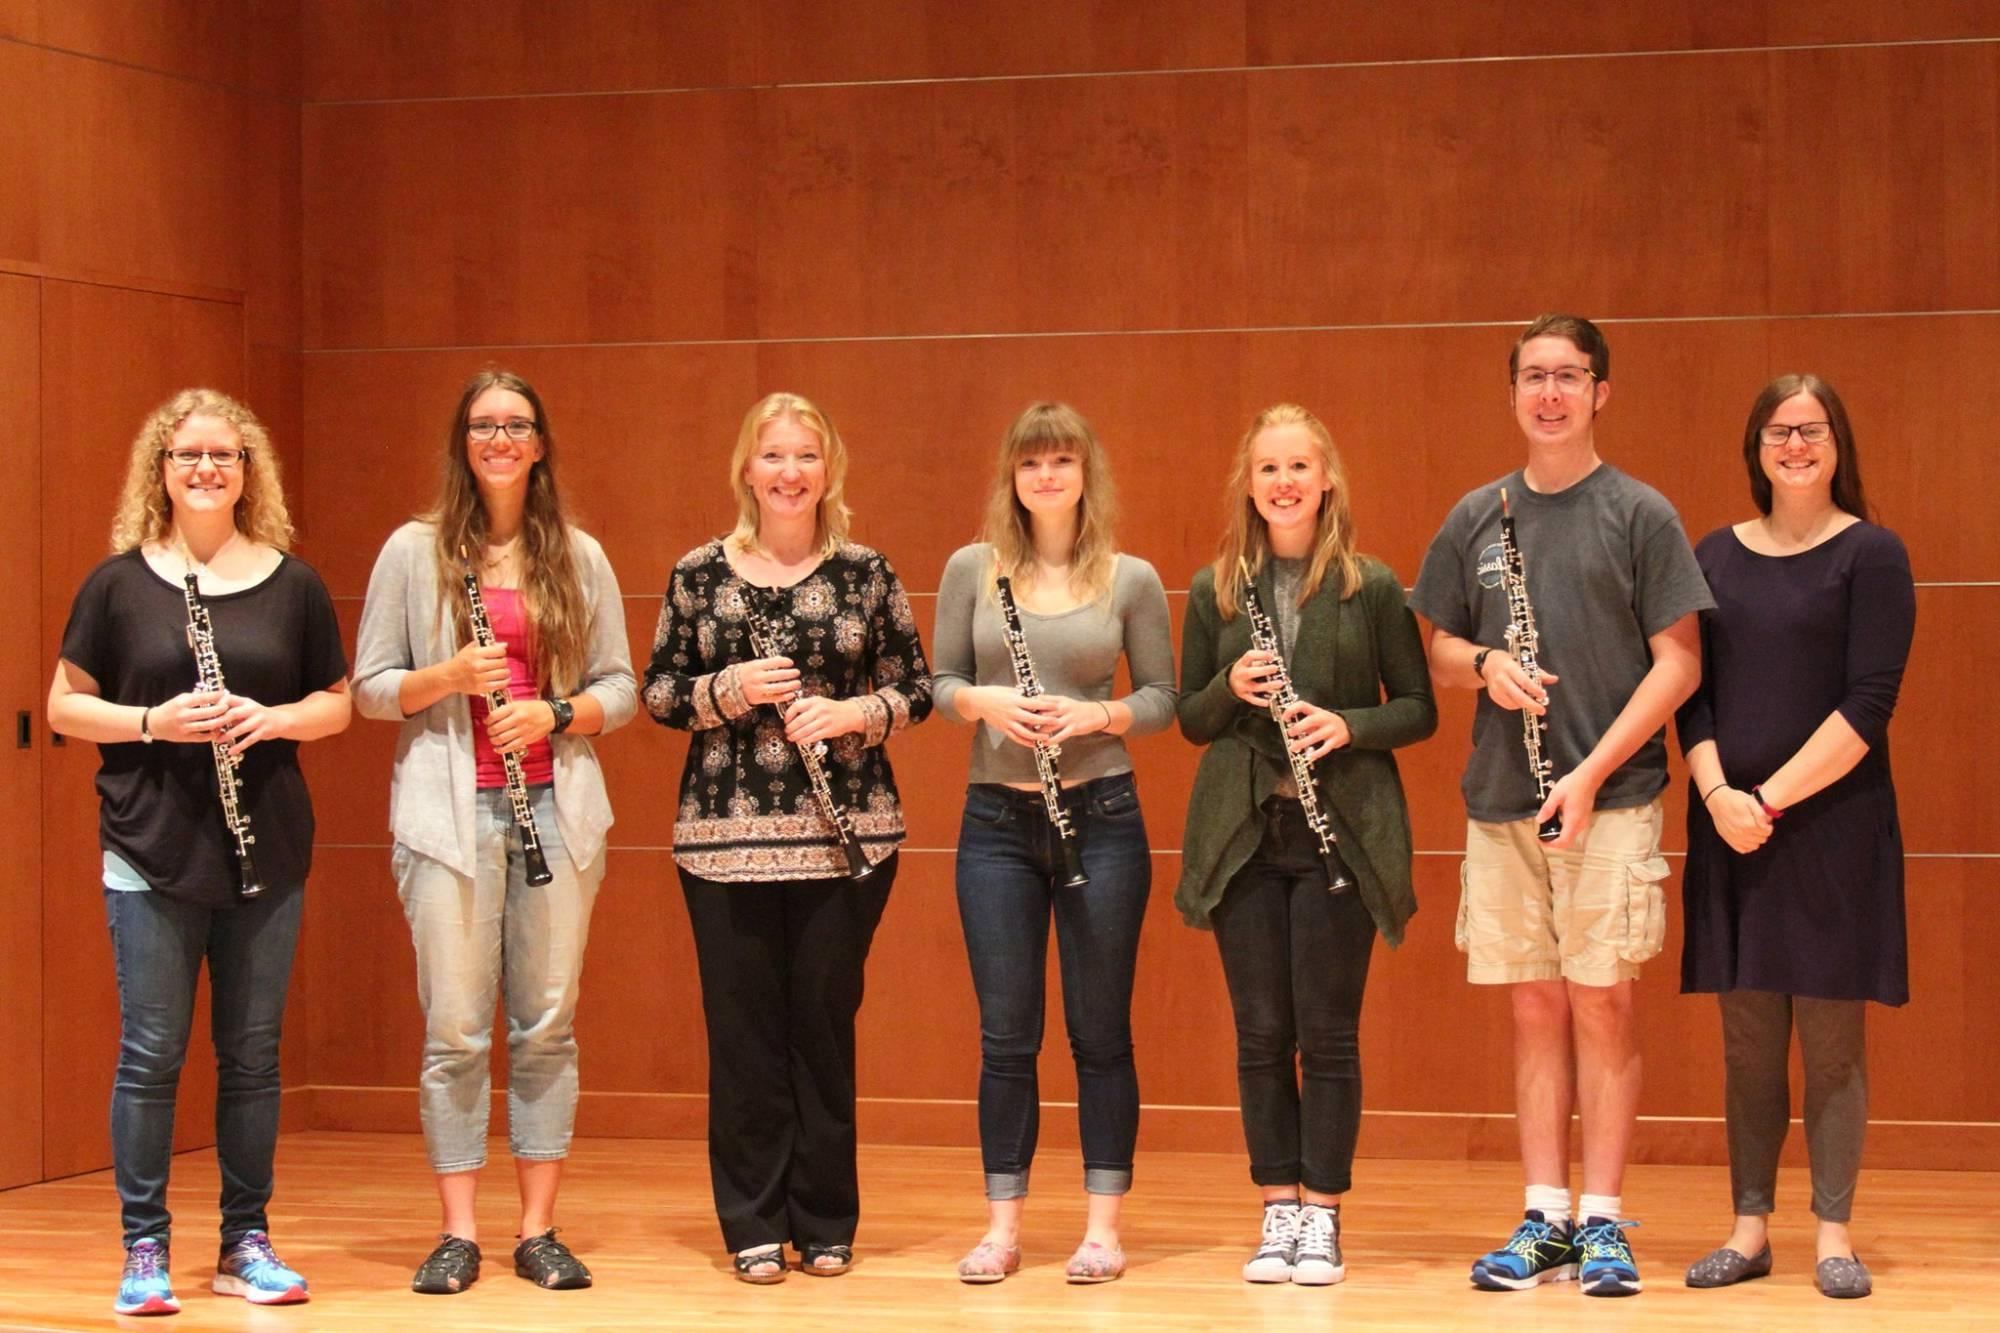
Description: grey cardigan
xmin=353 ymin=520 xmax=637 ymax=878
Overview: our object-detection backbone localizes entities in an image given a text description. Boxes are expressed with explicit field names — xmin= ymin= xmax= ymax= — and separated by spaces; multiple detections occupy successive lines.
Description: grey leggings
xmin=1719 ymin=989 xmax=1868 ymax=1222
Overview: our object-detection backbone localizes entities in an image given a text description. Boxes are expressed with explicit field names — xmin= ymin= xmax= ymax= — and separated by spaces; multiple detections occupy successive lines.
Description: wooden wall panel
xmin=1246 ymin=0 xmax=2000 ymax=64
xmin=0 ymin=43 xmax=40 ymax=265
xmin=38 ymin=281 xmax=245 ymax=1178
xmin=0 ymin=273 xmax=42 ymax=1190
xmin=8 ymin=0 xmax=299 ymax=98
xmin=301 ymin=93 xmax=759 ymax=351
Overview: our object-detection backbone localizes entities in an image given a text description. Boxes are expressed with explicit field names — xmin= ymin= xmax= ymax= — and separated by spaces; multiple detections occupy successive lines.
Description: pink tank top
xmin=470 ymin=587 xmax=555 ymax=790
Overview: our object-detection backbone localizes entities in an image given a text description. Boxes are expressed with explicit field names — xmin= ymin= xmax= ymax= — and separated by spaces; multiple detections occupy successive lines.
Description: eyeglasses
xmin=1513 ymin=366 xmax=1598 ymax=394
xmin=467 ymin=418 xmax=539 ymax=442
xmin=163 ymin=447 xmax=248 ymax=469
xmin=1759 ymin=422 xmax=1833 ymax=447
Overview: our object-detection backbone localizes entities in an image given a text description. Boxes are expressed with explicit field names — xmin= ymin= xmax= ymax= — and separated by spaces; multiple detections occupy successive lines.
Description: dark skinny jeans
xmin=1210 ymin=800 xmax=1376 ymax=1196
xmin=954 ymin=773 xmax=1151 ymax=1200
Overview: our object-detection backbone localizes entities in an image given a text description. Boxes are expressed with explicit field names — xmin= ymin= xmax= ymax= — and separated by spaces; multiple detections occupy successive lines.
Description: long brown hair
xmin=425 ymin=369 xmax=590 ymax=695
xmin=110 ymin=388 xmax=293 ymax=552
xmin=980 ymin=401 xmax=1119 ymax=604
xmin=1741 ymin=373 xmax=1872 ymax=522
xmin=1211 ymin=403 xmax=1361 ymax=619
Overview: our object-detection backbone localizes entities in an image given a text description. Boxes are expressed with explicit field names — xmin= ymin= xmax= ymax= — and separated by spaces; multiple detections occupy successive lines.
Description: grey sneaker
xmin=1242 ymin=1200 xmax=1299 ymax=1282
xmin=1686 ymin=1243 xmax=1771 ymax=1288
xmin=1292 ymin=1203 xmax=1345 ymax=1286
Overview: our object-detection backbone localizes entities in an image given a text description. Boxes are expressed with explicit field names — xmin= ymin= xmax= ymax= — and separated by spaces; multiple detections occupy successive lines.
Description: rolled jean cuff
xmin=985 ymin=1169 xmax=1029 ymax=1202
xmin=1084 ymin=1167 xmax=1132 ymax=1196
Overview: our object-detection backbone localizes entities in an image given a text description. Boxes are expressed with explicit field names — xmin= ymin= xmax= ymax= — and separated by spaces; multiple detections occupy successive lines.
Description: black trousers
xmin=1209 ymin=802 xmax=1376 ymax=1196
xmin=678 ymin=856 xmax=895 ymax=1253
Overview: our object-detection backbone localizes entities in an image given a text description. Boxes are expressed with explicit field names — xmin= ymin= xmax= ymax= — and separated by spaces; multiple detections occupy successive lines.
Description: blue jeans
xmin=105 ymin=881 xmax=304 ymax=1249
xmin=394 ymin=785 xmax=604 ymax=1172
xmin=1210 ymin=800 xmax=1376 ymax=1195
xmin=954 ymin=773 xmax=1151 ymax=1199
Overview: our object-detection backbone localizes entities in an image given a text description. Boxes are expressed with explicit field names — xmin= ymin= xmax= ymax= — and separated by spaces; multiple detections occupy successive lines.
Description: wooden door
xmin=39 ymin=280 xmax=244 ymax=1178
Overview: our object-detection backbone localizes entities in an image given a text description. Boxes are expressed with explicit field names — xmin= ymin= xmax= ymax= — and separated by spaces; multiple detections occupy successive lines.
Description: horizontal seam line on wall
xmin=0 ymin=33 xmax=300 ymax=105
xmin=323 ymin=583 xmax=2000 ymax=602
xmin=299 ymin=306 xmax=2000 ymax=356
xmin=300 ymin=34 xmax=2000 ymax=108
xmin=312 ymin=843 xmax=2000 ymax=859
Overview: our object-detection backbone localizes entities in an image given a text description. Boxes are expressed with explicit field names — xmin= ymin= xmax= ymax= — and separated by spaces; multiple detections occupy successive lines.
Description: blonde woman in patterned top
xmin=644 ymin=391 xmax=932 ymax=1284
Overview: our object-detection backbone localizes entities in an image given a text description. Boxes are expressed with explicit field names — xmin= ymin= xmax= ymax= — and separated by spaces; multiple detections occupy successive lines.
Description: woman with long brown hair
xmin=354 ymin=369 xmax=635 ymax=1295
xmin=1678 ymin=375 xmax=1914 ymax=1300
xmin=932 ymin=402 xmax=1176 ymax=1284
xmin=50 ymin=388 xmax=350 ymax=1314
xmin=1176 ymin=403 xmax=1434 ymax=1287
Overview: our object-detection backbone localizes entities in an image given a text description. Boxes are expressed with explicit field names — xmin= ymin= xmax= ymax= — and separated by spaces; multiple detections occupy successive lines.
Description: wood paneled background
xmin=4 ymin=2 xmax=1995 ymax=1190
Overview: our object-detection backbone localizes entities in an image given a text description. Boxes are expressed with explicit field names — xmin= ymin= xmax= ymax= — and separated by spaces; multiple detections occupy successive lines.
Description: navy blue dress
xmin=1677 ymin=522 xmax=1915 ymax=1005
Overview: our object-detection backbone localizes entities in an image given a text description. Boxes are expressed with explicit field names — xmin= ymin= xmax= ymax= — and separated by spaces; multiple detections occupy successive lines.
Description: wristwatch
xmin=1471 ymin=648 xmax=1494 ymax=681
xmin=547 ymin=697 xmax=575 ymax=734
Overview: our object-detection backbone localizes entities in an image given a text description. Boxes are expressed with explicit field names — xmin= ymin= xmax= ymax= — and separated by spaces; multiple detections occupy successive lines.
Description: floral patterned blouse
xmin=645 ymin=538 xmax=933 ymax=881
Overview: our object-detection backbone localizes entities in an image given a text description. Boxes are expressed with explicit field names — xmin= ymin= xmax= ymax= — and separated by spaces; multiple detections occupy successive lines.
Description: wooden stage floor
xmin=1 ymin=1132 xmax=1994 ymax=1329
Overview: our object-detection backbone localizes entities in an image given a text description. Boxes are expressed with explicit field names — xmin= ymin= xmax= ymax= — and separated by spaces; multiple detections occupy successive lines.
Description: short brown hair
xmin=1509 ymin=313 xmax=1610 ymax=382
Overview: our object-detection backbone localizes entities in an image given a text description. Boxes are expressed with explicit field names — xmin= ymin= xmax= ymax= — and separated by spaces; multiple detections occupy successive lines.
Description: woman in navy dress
xmin=1676 ymin=374 xmax=1914 ymax=1301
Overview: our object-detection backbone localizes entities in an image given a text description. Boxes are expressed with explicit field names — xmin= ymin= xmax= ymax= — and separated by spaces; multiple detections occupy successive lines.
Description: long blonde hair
xmin=980 ymin=402 xmax=1119 ymax=604
xmin=1211 ymin=403 xmax=1361 ymax=619
xmin=109 ymin=388 xmax=293 ymax=552
xmin=425 ymin=369 xmax=591 ymax=696
xmin=725 ymin=392 xmax=852 ymax=560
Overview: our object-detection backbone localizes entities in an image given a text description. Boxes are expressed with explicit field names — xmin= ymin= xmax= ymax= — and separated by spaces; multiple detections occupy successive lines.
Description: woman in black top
xmin=645 ymin=392 xmax=931 ymax=1282
xmin=1676 ymin=375 xmax=1915 ymax=1301
xmin=49 ymin=389 xmax=350 ymax=1316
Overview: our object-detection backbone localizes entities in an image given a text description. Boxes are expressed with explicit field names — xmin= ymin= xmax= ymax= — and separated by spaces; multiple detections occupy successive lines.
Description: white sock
xmin=1578 ymin=1193 xmax=1622 ymax=1224
xmin=1525 ymin=1184 xmax=1571 ymax=1225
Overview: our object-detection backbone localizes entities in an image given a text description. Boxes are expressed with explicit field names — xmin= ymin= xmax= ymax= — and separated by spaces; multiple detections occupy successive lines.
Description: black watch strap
xmin=1472 ymin=647 xmax=1493 ymax=681
xmin=547 ymin=696 xmax=575 ymax=734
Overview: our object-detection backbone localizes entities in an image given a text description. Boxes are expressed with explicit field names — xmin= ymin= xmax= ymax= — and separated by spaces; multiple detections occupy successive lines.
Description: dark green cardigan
xmin=1174 ymin=555 xmax=1437 ymax=944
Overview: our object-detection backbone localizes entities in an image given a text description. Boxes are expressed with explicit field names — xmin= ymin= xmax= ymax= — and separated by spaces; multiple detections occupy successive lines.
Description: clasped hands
xmin=1228 ymin=649 xmax=1351 ymax=762
xmin=739 ymin=655 xmax=866 ymax=746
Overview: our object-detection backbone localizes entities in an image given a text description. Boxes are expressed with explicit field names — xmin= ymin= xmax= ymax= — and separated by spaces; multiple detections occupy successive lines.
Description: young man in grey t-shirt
xmin=1410 ymin=314 xmax=1711 ymax=1298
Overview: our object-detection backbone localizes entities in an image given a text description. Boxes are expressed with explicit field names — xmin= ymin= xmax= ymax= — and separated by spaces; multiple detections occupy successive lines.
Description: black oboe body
xmin=743 ymin=593 xmax=874 ymax=882
xmin=181 ymin=571 xmax=263 ymax=899
xmin=1497 ymin=489 xmax=1562 ymax=842
xmin=994 ymin=575 xmax=1089 ymax=889
xmin=460 ymin=553 xmax=555 ymax=887
xmin=1238 ymin=558 xmax=1356 ymax=894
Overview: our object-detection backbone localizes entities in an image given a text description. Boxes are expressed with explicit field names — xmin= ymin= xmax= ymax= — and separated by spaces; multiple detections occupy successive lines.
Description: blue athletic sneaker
xmin=1576 ymin=1216 xmax=1642 ymax=1296
xmin=1470 ymin=1210 xmax=1580 ymax=1289
xmin=114 ymin=1237 xmax=180 ymax=1316
xmin=212 ymin=1230 xmax=310 ymax=1305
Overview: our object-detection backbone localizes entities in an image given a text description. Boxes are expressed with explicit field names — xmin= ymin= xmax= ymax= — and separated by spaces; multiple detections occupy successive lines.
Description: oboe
xmin=994 ymin=576 xmax=1089 ymax=889
xmin=1498 ymin=489 xmax=1561 ymax=842
xmin=459 ymin=548 xmax=554 ymax=887
xmin=1238 ymin=558 xmax=1356 ymax=893
xmin=743 ymin=593 xmax=874 ymax=881
xmin=181 ymin=569 xmax=263 ymax=899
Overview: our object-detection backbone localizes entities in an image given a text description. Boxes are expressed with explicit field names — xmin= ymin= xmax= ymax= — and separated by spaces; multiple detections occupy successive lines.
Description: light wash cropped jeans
xmin=393 ymin=785 xmax=603 ymax=1173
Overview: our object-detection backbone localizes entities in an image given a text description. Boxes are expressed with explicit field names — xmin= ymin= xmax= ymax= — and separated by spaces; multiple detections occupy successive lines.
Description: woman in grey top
xmin=353 ymin=370 xmax=635 ymax=1296
xmin=933 ymin=402 xmax=1176 ymax=1285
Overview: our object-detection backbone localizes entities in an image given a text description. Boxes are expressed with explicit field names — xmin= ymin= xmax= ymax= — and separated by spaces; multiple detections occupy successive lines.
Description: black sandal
xmin=514 ymin=1228 xmax=593 ymax=1289
xmin=412 ymin=1235 xmax=482 ymax=1294
xmin=801 ymin=1243 xmax=853 ymax=1276
xmin=732 ymin=1244 xmax=786 ymax=1284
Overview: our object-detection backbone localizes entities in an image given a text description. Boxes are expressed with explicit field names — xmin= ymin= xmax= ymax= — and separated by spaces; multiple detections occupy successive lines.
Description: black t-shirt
xmin=60 ymin=550 xmax=348 ymax=906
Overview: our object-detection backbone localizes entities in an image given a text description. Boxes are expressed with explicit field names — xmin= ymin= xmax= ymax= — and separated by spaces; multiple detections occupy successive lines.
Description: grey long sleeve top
xmin=932 ymin=543 xmax=1177 ymax=785
xmin=352 ymin=520 xmax=637 ymax=878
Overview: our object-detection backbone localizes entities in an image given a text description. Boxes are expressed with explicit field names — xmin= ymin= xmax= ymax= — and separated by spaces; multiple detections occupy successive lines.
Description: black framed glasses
xmin=1759 ymin=422 xmax=1833 ymax=447
xmin=1513 ymin=366 xmax=1597 ymax=394
xmin=163 ymin=447 xmax=249 ymax=469
xmin=467 ymin=418 xmax=539 ymax=442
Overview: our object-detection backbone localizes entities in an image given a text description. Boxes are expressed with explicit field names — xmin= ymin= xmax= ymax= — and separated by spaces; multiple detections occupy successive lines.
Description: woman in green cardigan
xmin=1176 ymin=403 xmax=1436 ymax=1288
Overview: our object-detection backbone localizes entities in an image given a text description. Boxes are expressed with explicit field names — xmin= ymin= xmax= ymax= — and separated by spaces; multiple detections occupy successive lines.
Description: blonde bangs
xmin=980 ymin=401 xmax=1119 ymax=605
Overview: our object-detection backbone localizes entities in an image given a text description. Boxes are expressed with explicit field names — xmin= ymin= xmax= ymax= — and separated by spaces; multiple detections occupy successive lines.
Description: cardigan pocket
xmin=1616 ymin=856 xmax=1671 ymax=963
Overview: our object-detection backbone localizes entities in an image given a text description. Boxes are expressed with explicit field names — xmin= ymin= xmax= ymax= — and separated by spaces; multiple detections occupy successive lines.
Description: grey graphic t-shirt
xmin=1410 ymin=463 xmax=1713 ymax=824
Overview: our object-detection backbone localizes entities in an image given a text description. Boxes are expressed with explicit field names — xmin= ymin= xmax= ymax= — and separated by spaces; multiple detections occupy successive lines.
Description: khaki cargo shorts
xmin=1454 ymin=800 xmax=1669 ymax=987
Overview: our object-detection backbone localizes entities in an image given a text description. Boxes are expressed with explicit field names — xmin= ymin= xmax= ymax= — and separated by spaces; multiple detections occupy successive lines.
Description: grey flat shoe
xmin=1816 ymin=1254 xmax=1872 ymax=1299
xmin=1685 ymin=1243 xmax=1772 ymax=1288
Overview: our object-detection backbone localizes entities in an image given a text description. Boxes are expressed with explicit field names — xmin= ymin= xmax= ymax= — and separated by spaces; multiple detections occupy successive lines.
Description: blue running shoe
xmin=114 ymin=1237 xmax=179 ymax=1316
xmin=1576 ymin=1216 xmax=1642 ymax=1297
xmin=1470 ymin=1210 xmax=1580 ymax=1290
xmin=212 ymin=1230 xmax=310 ymax=1305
